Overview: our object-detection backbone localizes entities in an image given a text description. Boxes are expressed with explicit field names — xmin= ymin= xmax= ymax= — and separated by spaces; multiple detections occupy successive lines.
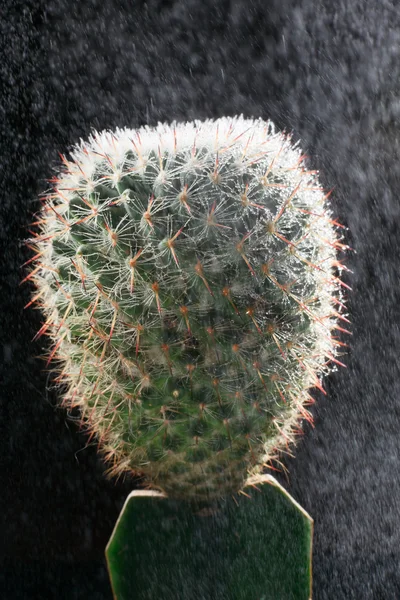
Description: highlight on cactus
xmin=26 ymin=115 xmax=350 ymax=504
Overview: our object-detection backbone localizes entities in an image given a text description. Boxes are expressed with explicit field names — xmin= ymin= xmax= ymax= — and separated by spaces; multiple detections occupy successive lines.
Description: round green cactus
xmin=27 ymin=116 xmax=349 ymax=502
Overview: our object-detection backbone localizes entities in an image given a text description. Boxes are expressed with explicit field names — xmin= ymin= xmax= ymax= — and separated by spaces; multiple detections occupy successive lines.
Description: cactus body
xmin=29 ymin=116 xmax=348 ymax=502
xmin=105 ymin=475 xmax=314 ymax=600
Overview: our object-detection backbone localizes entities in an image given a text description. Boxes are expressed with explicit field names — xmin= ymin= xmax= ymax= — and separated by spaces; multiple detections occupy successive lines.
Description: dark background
xmin=1 ymin=0 xmax=399 ymax=598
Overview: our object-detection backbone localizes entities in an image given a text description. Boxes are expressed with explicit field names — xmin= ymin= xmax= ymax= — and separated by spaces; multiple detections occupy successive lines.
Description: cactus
xmin=27 ymin=115 xmax=349 ymax=503
xmin=105 ymin=475 xmax=314 ymax=600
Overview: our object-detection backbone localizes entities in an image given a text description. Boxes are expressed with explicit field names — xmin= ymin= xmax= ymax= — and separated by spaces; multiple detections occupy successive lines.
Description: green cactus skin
xmin=105 ymin=475 xmax=314 ymax=600
xmin=27 ymin=115 xmax=349 ymax=503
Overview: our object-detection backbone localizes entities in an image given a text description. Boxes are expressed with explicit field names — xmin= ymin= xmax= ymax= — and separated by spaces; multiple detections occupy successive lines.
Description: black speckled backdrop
xmin=1 ymin=1 xmax=399 ymax=598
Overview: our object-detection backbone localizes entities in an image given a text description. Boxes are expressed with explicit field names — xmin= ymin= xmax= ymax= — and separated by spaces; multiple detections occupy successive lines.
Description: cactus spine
xmin=27 ymin=116 xmax=349 ymax=502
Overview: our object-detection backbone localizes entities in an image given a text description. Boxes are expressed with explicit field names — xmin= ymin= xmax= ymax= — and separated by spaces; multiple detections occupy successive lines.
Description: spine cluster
xmin=26 ymin=116 xmax=350 ymax=502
